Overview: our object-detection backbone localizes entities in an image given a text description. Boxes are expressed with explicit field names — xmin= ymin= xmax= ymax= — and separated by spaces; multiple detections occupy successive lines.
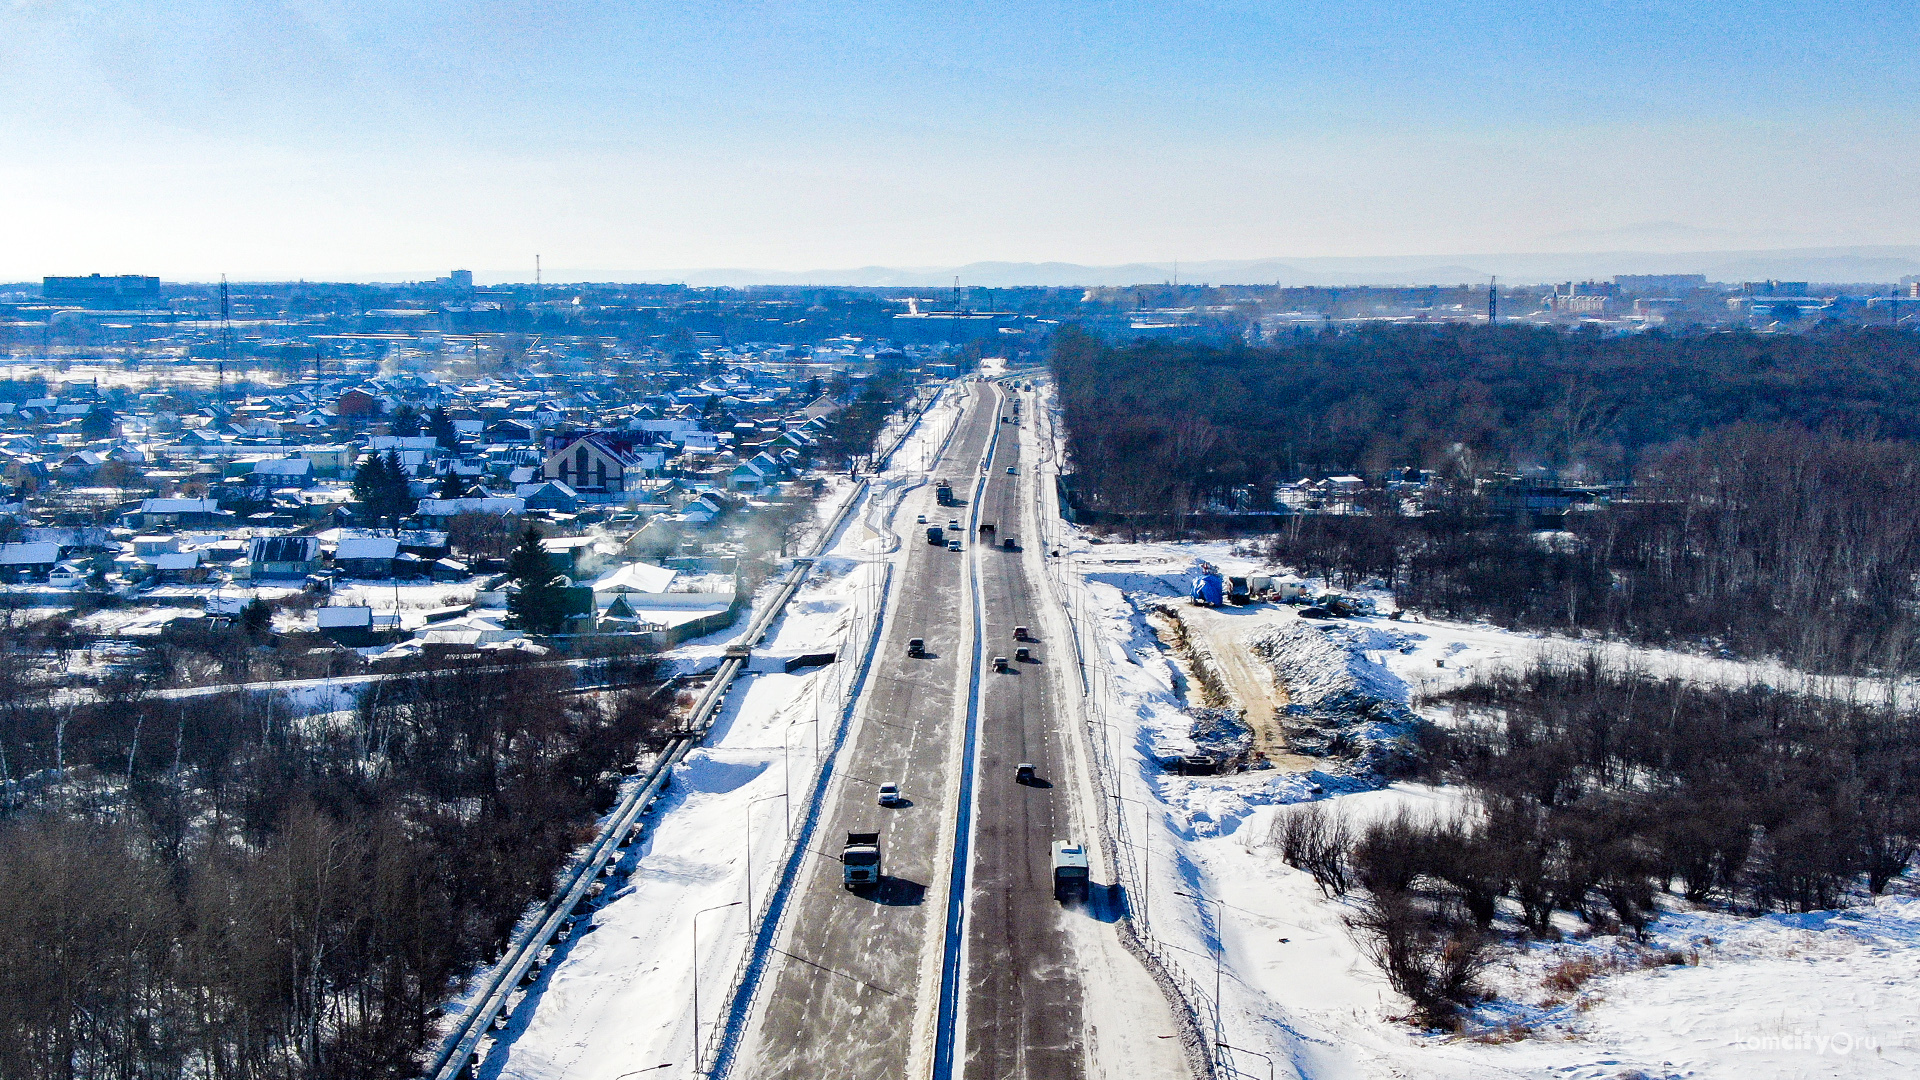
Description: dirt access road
xmin=1159 ymin=602 xmax=1319 ymax=772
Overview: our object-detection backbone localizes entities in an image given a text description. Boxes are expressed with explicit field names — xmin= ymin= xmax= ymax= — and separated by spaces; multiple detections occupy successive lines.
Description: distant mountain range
xmin=77 ymin=246 xmax=1920 ymax=289
xmin=497 ymin=246 xmax=1920 ymax=289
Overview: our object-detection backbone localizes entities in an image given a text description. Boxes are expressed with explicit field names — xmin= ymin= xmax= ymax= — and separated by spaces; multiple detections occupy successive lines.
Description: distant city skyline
xmin=3 ymin=2 xmax=1916 ymax=281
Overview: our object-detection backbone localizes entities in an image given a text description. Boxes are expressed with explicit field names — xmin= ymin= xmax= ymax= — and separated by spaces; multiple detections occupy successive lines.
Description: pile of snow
xmin=1246 ymin=621 xmax=1422 ymax=774
xmin=1185 ymin=705 xmax=1252 ymax=762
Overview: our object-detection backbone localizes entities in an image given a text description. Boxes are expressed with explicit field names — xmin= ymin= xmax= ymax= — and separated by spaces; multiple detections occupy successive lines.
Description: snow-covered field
xmin=1057 ymin=535 xmax=1920 ymax=1079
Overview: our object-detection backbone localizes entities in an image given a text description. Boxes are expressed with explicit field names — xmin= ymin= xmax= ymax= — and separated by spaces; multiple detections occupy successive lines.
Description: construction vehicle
xmin=1227 ymin=576 xmax=1252 ymax=605
xmin=843 ymin=831 xmax=882 ymax=889
xmin=1192 ymin=567 xmax=1225 ymax=606
xmin=1052 ymin=841 xmax=1090 ymax=902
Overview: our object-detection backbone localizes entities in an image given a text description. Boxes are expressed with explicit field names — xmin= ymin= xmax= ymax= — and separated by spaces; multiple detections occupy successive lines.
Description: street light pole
xmin=1110 ymin=793 xmax=1152 ymax=933
xmin=783 ymin=718 xmax=820 ymax=835
xmin=1175 ymin=890 xmax=1226 ymax=1047
xmin=691 ymin=900 xmax=742 ymax=1077
xmin=746 ymin=792 xmax=789 ymax=918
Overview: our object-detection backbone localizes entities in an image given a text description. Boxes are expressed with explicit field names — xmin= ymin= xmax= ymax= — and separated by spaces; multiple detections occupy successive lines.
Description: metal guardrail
xmin=930 ymin=385 xmax=1003 ymax=1080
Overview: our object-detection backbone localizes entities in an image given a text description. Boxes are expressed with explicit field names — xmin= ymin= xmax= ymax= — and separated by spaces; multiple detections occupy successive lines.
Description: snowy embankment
xmin=1062 ymin=539 xmax=1920 ymax=1079
xmin=469 ymin=388 xmax=960 ymax=1078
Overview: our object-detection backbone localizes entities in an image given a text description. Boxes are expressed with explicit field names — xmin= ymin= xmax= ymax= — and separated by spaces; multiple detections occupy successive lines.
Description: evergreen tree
xmin=351 ymin=452 xmax=388 ymax=513
xmin=505 ymin=527 xmax=565 ymax=634
xmin=438 ymin=469 xmax=468 ymax=500
xmin=390 ymin=403 xmax=422 ymax=437
xmin=354 ymin=451 xmax=415 ymax=528
xmin=241 ymin=597 xmax=272 ymax=642
xmin=380 ymin=450 xmax=412 ymax=527
xmin=427 ymin=406 xmax=459 ymax=450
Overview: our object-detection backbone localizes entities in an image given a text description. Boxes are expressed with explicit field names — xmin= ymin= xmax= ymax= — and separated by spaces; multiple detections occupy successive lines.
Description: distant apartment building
xmin=1732 ymin=281 xmax=1827 ymax=320
xmin=1743 ymin=280 xmax=1811 ymax=297
xmin=1613 ymin=274 xmax=1708 ymax=295
xmin=1547 ymin=282 xmax=1613 ymax=314
xmin=43 ymin=273 xmax=162 ymax=307
xmin=435 ymin=270 xmax=475 ymax=288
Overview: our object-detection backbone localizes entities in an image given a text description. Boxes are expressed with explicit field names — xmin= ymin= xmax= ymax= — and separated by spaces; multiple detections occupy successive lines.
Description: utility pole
xmin=218 ymin=275 xmax=231 ymax=409
xmin=692 ymin=901 xmax=743 ymax=1077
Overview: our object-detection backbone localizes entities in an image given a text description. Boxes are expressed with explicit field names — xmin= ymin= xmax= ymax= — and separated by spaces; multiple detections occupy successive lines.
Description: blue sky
xmin=3 ymin=1 xmax=1916 ymax=280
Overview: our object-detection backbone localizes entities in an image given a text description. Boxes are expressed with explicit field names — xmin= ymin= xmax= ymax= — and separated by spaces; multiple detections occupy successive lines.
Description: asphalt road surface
xmin=960 ymin=388 xmax=1089 ymax=1080
xmin=740 ymin=384 xmax=998 ymax=1080
xmin=741 ymin=380 xmax=1181 ymax=1080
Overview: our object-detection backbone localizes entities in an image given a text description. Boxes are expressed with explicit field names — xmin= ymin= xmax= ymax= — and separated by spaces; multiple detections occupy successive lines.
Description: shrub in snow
xmin=1342 ymin=888 xmax=1494 ymax=1030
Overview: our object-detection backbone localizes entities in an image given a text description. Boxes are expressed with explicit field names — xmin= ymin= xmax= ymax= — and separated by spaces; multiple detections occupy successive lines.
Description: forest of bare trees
xmin=1266 ymin=425 xmax=1920 ymax=672
xmin=0 ymin=618 xmax=674 ymax=1079
xmin=1053 ymin=323 xmax=1920 ymax=513
xmin=1054 ymin=323 xmax=1920 ymax=672
xmin=1274 ymin=658 xmax=1920 ymax=1026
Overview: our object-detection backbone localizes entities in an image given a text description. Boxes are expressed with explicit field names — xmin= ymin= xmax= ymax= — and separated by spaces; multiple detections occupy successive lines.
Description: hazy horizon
xmin=17 ymin=243 xmax=1920 ymax=291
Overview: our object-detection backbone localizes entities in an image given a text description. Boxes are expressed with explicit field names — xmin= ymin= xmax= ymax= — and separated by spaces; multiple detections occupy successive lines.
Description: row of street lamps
xmin=1028 ymin=382 xmax=1273 ymax=1080
xmin=688 ymin=477 xmax=899 ymax=1077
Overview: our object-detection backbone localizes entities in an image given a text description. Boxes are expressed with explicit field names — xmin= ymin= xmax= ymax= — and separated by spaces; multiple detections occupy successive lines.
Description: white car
xmin=917 ymin=514 xmax=927 ymax=523
xmin=878 ymin=782 xmax=903 ymax=807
